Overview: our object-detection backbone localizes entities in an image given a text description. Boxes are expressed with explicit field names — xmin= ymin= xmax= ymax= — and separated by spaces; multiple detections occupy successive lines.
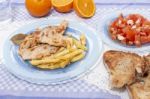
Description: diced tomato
xmin=123 ymin=27 xmax=135 ymax=41
xmin=127 ymin=30 xmax=136 ymax=41
xmin=127 ymin=14 xmax=138 ymax=22
xmin=109 ymin=13 xmax=150 ymax=47
xmin=135 ymin=41 xmax=141 ymax=47
xmin=120 ymin=32 xmax=126 ymax=36
xmin=128 ymin=41 xmax=134 ymax=45
xmin=111 ymin=34 xmax=117 ymax=40
xmin=117 ymin=29 xmax=123 ymax=34
xmin=122 ymin=18 xmax=127 ymax=25
xmin=142 ymin=26 xmax=150 ymax=35
xmin=140 ymin=32 xmax=147 ymax=36
xmin=120 ymin=39 xmax=127 ymax=44
xmin=111 ymin=15 xmax=122 ymax=28
xmin=143 ymin=21 xmax=150 ymax=26
xmin=135 ymin=34 xmax=140 ymax=41
xmin=141 ymin=35 xmax=150 ymax=44
xmin=134 ymin=34 xmax=141 ymax=46
xmin=127 ymin=14 xmax=145 ymax=22
xmin=110 ymin=20 xmax=117 ymax=27
xmin=111 ymin=14 xmax=124 ymax=28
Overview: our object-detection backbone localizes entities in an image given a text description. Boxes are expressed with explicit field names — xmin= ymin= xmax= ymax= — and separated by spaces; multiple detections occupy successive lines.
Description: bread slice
xmin=127 ymin=74 xmax=150 ymax=99
xmin=144 ymin=55 xmax=150 ymax=74
xmin=103 ymin=50 xmax=145 ymax=88
xmin=127 ymin=54 xmax=150 ymax=99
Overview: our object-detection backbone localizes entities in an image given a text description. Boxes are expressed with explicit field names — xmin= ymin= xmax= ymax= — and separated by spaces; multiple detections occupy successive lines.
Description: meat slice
xmin=39 ymin=20 xmax=68 ymax=47
xmin=103 ymin=50 xmax=145 ymax=88
xmin=18 ymin=20 xmax=68 ymax=60
xmin=19 ymin=44 xmax=59 ymax=60
xmin=19 ymin=31 xmax=40 ymax=50
xmin=18 ymin=31 xmax=59 ymax=60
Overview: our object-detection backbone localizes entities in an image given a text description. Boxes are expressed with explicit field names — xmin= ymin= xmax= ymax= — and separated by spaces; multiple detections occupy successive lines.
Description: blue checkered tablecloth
xmin=0 ymin=2 xmax=150 ymax=99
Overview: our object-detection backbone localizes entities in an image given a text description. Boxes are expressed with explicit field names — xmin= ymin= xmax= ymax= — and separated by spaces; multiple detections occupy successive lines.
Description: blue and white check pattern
xmin=0 ymin=63 xmax=100 ymax=95
xmin=0 ymin=6 xmax=114 ymax=99
xmin=0 ymin=5 xmax=150 ymax=99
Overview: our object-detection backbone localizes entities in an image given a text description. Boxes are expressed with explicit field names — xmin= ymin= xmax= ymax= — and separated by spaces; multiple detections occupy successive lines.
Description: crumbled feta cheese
xmin=117 ymin=35 xmax=125 ymax=40
xmin=118 ymin=20 xmax=122 ymax=25
xmin=135 ymin=18 xmax=141 ymax=24
xmin=127 ymin=20 xmax=134 ymax=25
xmin=132 ymin=25 xmax=136 ymax=29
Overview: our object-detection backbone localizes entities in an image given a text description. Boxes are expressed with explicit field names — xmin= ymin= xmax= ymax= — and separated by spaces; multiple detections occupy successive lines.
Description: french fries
xmin=57 ymin=47 xmax=65 ymax=53
xmin=52 ymin=49 xmax=70 ymax=58
xmin=80 ymin=34 xmax=86 ymax=45
xmin=73 ymin=38 xmax=87 ymax=51
xmin=30 ymin=58 xmax=60 ymax=66
xmin=36 ymin=60 xmax=70 ymax=69
xmin=66 ymin=37 xmax=73 ymax=50
xmin=30 ymin=34 xmax=87 ymax=69
xmin=30 ymin=49 xmax=83 ymax=65
xmin=57 ymin=49 xmax=83 ymax=60
xmin=43 ymin=49 xmax=70 ymax=60
xmin=71 ymin=53 xmax=85 ymax=62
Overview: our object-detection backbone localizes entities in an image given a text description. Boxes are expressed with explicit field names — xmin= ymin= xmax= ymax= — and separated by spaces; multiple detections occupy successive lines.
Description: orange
xmin=25 ymin=0 xmax=52 ymax=17
xmin=52 ymin=0 xmax=73 ymax=13
xmin=73 ymin=0 xmax=96 ymax=18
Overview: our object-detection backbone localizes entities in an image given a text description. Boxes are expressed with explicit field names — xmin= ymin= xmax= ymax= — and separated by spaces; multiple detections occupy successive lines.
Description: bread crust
xmin=127 ymin=75 xmax=150 ymax=99
xmin=103 ymin=50 xmax=150 ymax=98
xmin=103 ymin=50 xmax=145 ymax=88
xmin=144 ymin=55 xmax=150 ymax=73
xmin=127 ymin=55 xmax=150 ymax=99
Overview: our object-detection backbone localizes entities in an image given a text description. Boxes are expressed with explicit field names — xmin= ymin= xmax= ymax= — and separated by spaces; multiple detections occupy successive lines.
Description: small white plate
xmin=100 ymin=10 xmax=150 ymax=52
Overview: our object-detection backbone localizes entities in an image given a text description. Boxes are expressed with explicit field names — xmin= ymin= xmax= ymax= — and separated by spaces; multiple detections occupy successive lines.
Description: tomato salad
xmin=109 ymin=14 xmax=150 ymax=47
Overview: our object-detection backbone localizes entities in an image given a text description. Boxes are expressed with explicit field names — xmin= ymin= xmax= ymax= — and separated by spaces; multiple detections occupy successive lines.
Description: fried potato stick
xmin=30 ymin=49 xmax=83 ymax=65
xmin=66 ymin=37 xmax=73 ymax=50
xmin=80 ymin=34 xmax=86 ymax=45
xmin=73 ymin=38 xmax=87 ymax=51
xmin=36 ymin=60 xmax=70 ymax=69
xmin=40 ymin=48 xmax=69 ymax=60
xmin=71 ymin=53 xmax=85 ymax=62
xmin=57 ymin=49 xmax=83 ymax=60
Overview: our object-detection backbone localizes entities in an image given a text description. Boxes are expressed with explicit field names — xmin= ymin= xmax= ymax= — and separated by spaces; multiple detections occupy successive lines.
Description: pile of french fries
xmin=30 ymin=34 xmax=87 ymax=69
